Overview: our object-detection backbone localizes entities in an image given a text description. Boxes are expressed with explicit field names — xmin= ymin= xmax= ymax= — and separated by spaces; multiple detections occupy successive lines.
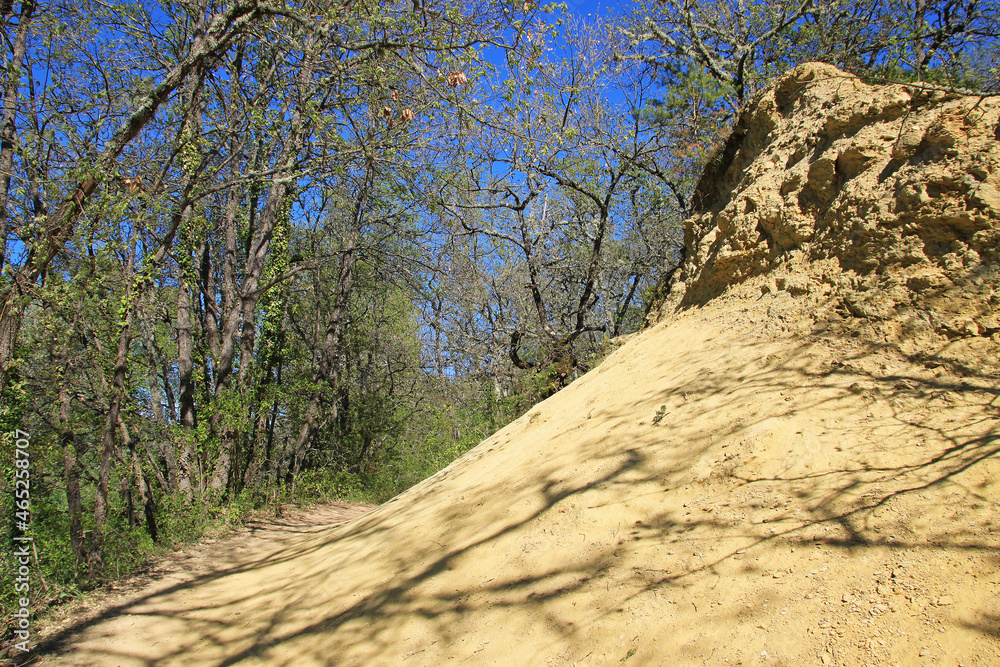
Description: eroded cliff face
xmin=659 ymin=63 xmax=1000 ymax=372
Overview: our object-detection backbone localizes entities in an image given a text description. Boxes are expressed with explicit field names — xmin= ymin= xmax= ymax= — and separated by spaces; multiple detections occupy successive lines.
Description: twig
xmin=32 ymin=541 xmax=50 ymax=593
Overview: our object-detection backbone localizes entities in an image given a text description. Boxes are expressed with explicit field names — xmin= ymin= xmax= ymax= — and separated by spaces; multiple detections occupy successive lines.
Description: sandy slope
xmin=32 ymin=283 xmax=1000 ymax=666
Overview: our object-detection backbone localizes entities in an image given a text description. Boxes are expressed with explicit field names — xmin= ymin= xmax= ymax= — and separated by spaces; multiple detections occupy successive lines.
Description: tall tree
xmin=431 ymin=17 xmax=684 ymax=393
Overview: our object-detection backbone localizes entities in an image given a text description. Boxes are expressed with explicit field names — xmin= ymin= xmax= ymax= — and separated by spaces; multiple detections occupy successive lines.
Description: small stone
xmin=936 ymin=595 xmax=954 ymax=606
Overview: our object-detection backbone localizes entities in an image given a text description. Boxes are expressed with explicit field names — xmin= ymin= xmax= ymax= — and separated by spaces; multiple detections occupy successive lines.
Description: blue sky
xmin=563 ymin=0 xmax=621 ymax=18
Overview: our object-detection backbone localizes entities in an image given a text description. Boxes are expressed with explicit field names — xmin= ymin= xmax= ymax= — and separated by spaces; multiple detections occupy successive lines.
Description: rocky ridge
xmin=657 ymin=63 xmax=1000 ymax=373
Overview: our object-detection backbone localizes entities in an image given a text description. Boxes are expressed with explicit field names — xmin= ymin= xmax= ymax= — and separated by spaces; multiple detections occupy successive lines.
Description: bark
xmin=514 ymin=196 xmax=559 ymax=342
xmin=91 ymin=408 xmax=114 ymax=577
xmin=120 ymin=475 xmax=137 ymax=529
xmin=176 ymin=257 xmax=198 ymax=500
xmin=110 ymin=234 xmax=159 ymax=540
xmin=58 ymin=379 xmax=86 ymax=566
xmin=613 ymin=274 xmax=642 ymax=337
xmin=253 ymin=342 xmax=284 ymax=490
xmin=52 ymin=261 xmax=90 ymax=567
xmin=209 ymin=50 xmax=263 ymax=399
xmin=119 ymin=419 xmax=159 ymax=542
xmin=173 ymin=43 xmax=208 ymax=501
xmin=508 ymin=330 xmax=538 ymax=370
xmin=241 ymin=299 xmax=288 ymax=490
xmin=571 ymin=209 xmax=610 ymax=339
xmin=92 ymin=234 xmax=139 ymax=575
xmin=143 ymin=330 xmax=180 ymax=490
xmin=914 ymin=0 xmax=929 ymax=79
xmin=205 ymin=183 xmax=247 ymax=495
xmin=0 ymin=0 xmax=34 ymax=276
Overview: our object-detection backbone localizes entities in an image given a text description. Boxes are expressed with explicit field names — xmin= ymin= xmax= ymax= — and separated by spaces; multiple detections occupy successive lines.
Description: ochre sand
xmin=35 ymin=290 xmax=1000 ymax=666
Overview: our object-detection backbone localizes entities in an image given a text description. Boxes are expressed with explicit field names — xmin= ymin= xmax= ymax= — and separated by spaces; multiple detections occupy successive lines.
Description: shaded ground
xmin=20 ymin=503 xmax=373 ymax=665
xmin=22 ymin=287 xmax=1000 ymax=666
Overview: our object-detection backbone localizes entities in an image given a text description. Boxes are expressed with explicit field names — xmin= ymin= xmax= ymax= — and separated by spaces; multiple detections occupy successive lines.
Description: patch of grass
xmin=652 ymin=405 xmax=668 ymax=425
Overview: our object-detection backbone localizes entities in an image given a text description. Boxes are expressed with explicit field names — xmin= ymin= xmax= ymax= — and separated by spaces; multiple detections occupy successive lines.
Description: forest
xmin=1 ymin=0 xmax=997 ymax=612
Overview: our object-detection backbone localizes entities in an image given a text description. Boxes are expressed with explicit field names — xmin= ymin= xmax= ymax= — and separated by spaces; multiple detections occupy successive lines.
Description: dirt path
xmin=17 ymin=293 xmax=999 ymax=666
xmin=24 ymin=503 xmax=373 ymax=665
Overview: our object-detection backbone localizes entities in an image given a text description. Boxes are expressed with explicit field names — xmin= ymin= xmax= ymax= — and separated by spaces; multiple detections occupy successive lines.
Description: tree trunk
xmin=92 ymin=233 xmax=139 ymax=575
xmin=287 ymin=173 xmax=368 ymax=486
xmin=241 ymin=300 xmax=288 ymax=490
xmin=0 ymin=0 xmax=35 ymax=390
xmin=91 ymin=414 xmax=114 ymax=577
xmin=119 ymin=418 xmax=159 ymax=542
xmin=206 ymin=185 xmax=247 ymax=497
xmin=58 ymin=381 xmax=86 ymax=566
xmin=176 ymin=256 xmax=198 ymax=501
xmin=143 ymin=329 xmax=180 ymax=490
xmin=171 ymin=43 xmax=210 ymax=501
xmin=0 ymin=0 xmax=34 ymax=274
xmin=210 ymin=44 xmax=318 ymax=496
